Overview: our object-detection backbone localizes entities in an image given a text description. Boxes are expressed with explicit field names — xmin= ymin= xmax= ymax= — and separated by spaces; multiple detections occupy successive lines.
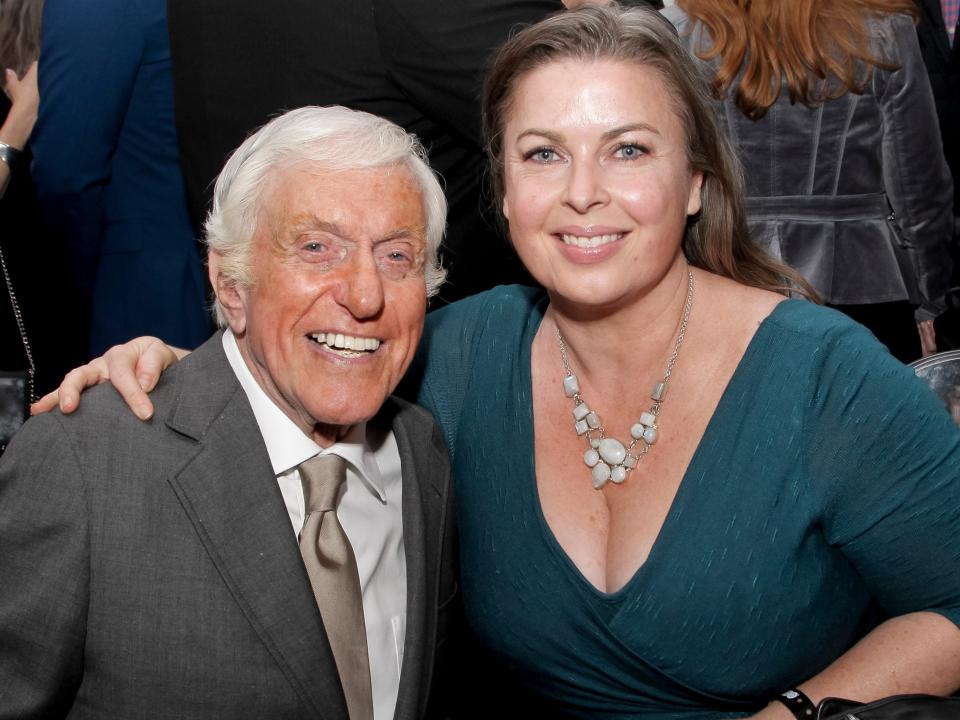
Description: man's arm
xmin=0 ymin=414 xmax=88 ymax=718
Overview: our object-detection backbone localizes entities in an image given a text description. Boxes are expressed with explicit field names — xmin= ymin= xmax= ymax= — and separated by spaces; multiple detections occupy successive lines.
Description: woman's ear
xmin=687 ymin=171 xmax=704 ymax=216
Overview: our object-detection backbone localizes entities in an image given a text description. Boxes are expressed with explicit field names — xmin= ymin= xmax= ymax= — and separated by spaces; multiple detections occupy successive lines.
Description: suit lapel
xmin=381 ymin=398 xmax=450 ymax=720
xmin=921 ymin=0 xmax=953 ymax=60
xmin=163 ymin=337 xmax=349 ymax=720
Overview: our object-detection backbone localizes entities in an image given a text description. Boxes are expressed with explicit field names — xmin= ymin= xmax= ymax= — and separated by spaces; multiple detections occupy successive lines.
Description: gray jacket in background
xmin=666 ymin=7 xmax=954 ymax=312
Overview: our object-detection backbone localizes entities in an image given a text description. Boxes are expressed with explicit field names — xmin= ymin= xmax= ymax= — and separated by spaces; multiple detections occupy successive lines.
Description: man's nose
xmin=333 ymin=248 xmax=385 ymax=319
xmin=563 ymin=160 xmax=609 ymax=214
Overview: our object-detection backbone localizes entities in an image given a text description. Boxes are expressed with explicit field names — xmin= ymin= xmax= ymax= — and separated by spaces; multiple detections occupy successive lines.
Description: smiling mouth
xmin=560 ymin=233 xmax=624 ymax=249
xmin=309 ymin=332 xmax=381 ymax=357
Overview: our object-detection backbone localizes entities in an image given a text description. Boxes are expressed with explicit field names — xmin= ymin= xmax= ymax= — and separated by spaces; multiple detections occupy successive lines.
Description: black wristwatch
xmin=776 ymin=688 xmax=817 ymax=718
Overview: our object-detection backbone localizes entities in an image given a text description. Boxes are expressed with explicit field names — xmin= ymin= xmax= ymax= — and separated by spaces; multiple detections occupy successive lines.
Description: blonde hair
xmin=677 ymin=0 xmax=918 ymax=119
xmin=0 ymin=0 xmax=42 ymax=75
xmin=482 ymin=4 xmax=814 ymax=297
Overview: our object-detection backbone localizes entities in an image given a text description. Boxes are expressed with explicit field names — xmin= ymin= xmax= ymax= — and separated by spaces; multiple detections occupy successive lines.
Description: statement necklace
xmin=556 ymin=269 xmax=694 ymax=490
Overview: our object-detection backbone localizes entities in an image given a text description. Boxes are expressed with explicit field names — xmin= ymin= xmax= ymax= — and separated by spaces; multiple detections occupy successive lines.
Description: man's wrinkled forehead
xmin=254 ymin=161 xmax=428 ymax=243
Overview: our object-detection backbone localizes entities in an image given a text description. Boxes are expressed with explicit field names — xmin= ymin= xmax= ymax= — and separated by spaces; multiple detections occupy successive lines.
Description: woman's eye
xmin=613 ymin=143 xmax=646 ymax=159
xmin=524 ymin=147 xmax=560 ymax=163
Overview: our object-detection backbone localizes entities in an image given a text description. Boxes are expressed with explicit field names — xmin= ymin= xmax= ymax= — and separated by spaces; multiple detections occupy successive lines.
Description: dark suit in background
xmin=31 ymin=0 xmax=211 ymax=357
xmin=0 ymin=336 xmax=456 ymax=719
xmin=165 ymin=0 xmax=561 ymax=303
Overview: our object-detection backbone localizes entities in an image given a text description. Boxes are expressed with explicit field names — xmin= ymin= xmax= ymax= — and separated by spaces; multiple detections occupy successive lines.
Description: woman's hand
xmin=0 ymin=61 xmax=39 ymax=196
xmin=918 ymin=319 xmax=937 ymax=357
xmin=31 ymin=337 xmax=188 ymax=420
xmin=1 ymin=61 xmax=39 ymax=150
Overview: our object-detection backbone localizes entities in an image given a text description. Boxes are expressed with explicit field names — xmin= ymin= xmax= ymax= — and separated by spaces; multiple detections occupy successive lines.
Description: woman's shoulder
xmin=699 ymin=275 xmax=890 ymax=374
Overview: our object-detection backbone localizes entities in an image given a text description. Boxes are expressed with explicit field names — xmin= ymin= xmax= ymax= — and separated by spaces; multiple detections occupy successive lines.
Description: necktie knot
xmin=299 ymin=454 xmax=349 ymax=513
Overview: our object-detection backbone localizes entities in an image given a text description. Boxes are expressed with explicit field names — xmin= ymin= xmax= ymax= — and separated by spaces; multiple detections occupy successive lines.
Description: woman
xmin=664 ymin=0 xmax=953 ymax=362
xmin=0 ymin=0 xmax=38 ymax=199
xmin=36 ymin=5 xmax=960 ymax=718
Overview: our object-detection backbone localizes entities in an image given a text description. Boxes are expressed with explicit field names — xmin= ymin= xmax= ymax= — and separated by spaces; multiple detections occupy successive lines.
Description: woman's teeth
xmin=310 ymin=332 xmax=381 ymax=353
xmin=560 ymin=233 xmax=622 ymax=248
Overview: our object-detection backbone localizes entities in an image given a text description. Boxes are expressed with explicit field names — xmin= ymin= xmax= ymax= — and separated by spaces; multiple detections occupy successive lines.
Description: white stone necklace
xmin=556 ymin=269 xmax=694 ymax=490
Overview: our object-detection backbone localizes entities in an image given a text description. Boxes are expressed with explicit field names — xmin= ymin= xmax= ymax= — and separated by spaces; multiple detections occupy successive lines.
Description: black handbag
xmin=0 ymin=239 xmax=34 ymax=456
xmin=817 ymin=694 xmax=960 ymax=720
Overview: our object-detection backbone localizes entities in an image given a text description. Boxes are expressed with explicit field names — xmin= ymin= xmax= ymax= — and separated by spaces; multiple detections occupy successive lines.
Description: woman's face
xmin=501 ymin=58 xmax=703 ymax=311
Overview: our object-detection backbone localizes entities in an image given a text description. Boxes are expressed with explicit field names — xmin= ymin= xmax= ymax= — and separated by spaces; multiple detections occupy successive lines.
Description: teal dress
xmin=408 ymin=286 xmax=960 ymax=719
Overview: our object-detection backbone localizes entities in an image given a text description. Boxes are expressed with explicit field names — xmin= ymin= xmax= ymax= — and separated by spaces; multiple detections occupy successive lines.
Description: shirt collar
xmin=221 ymin=330 xmax=387 ymax=500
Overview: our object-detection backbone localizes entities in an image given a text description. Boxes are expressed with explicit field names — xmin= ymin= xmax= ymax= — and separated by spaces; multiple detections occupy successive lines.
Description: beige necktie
xmin=298 ymin=454 xmax=374 ymax=720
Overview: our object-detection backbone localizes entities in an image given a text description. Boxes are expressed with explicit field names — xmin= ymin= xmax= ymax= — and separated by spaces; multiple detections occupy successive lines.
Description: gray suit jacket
xmin=666 ymin=7 xmax=954 ymax=310
xmin=0 ymin=334 xmax=457 ymax=719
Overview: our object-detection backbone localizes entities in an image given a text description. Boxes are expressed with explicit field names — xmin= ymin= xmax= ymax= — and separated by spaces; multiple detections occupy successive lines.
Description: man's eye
xmin=298 ymin=239 xmax=342 ymax=264
xmin=378 ymin=247 xmax=414 ymax=267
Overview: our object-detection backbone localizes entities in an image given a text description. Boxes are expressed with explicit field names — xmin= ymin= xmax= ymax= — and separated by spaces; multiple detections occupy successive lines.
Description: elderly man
xmin=0 ymin=106 xmax=456 ymax=720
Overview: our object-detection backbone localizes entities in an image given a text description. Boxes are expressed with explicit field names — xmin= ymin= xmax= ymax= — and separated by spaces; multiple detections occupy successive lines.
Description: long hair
xmin=482 ymin=4 xmax=813 ymax=298
xmin=677 ymin=0 xmax=918 ymax=119
xmin=0 ymin=0 xmax=42 ymax=75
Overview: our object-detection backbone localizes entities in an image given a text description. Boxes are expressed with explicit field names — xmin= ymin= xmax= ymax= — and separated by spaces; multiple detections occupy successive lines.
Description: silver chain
xmin=0 ymin=241 xmax=36 ymax=403
xmin=556 ymin=268 xmax=694 ymax=482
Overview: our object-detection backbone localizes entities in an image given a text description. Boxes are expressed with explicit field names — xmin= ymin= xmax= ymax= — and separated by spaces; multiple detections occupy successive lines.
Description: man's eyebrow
xmin=288 ymin=216 xmax=343 ymax=236
xmin=375 ymin=228 xmax=424 ymax=245
xmin=286 ymin=216 xmax=424 ymax=244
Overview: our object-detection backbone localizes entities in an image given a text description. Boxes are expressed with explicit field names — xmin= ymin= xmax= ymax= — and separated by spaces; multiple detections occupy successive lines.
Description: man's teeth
xmin=560 ymin=233 xmax=622 ymax=248
xmin=310 ymin=333 xmax=381 ymax=352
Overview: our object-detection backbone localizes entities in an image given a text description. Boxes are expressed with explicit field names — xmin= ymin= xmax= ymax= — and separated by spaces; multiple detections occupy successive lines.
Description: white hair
xmin=205 ymin=105 xmax=448 ymax=325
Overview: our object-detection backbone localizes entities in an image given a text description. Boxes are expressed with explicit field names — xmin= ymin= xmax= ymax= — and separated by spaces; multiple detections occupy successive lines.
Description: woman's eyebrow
xmin=601 ymin=122 xmax=660 ymax=141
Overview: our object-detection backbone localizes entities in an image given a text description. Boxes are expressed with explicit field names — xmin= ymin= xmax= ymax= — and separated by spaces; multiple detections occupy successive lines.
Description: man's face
xmin=212 ymin=163 xmax=429 ymax=445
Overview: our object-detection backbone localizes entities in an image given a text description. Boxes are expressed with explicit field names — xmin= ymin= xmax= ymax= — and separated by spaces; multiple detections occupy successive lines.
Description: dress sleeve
xmin=805 ymin=320 xmax=960 ymax=626
xmin=30 ymin=0 xmax=143 ymax=294
xmin=0 ymin=414 xmax=89 ymax=718
xmin=876 ymin=13 xmax=954 ymax=311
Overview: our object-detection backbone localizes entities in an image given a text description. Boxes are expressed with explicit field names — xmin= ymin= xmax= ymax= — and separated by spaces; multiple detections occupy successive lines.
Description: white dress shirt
xmin=223 ymin=331 xmax=406 ymax=720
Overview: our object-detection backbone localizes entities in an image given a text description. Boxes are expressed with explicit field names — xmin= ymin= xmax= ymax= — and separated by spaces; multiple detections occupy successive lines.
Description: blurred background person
xmin=164 ymin=0 xmax=659 ymax=304
xmin=0 ymin=0 xmax=85 ymax=398
xmin=666 ymin=0 xmax=953 ymax=363
xmin=30 ymin=0 xmax=211 ymax=357
xmin=917 ymin=0 xmax=960 ymax=349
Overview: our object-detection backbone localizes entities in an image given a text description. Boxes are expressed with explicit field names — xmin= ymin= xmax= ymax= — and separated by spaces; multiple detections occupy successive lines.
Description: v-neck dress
xmin=408 ymin=285 xmax=960 ymax=719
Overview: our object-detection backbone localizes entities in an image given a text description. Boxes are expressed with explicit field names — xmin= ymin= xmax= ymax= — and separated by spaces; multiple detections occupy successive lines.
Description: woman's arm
xmin=0 ymin=62 xmax=38 ymax=198
xmin=751 ymin=612 xmax=960 ymax=718
xmin=31 ymin=337 xmax=189 ymax=419
xmin=752 ymin=317 xmax=960 ymax=718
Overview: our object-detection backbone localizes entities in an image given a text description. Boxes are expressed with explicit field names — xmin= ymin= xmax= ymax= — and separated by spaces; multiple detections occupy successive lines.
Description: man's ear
xmin=209 ymin=250 xmax=247 ymax=334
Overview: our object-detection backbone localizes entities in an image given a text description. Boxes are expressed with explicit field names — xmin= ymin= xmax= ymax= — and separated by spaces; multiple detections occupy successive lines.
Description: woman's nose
xmin=562 ymin=160 xmax=609 ymax=213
